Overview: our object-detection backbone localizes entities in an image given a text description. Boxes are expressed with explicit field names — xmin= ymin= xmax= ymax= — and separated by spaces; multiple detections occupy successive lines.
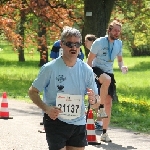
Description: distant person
xmin=28 ymin=26 xmax=99 ymax=150
xmin=87 ymin=20 xmax=128 ymax=142
xmin=50 ymin=40 xmax=84 ymax=60
xmin=85 ymin=34 xmax=97 ymax=50
xmin=85 ymin=34 xmax=103 ymax=131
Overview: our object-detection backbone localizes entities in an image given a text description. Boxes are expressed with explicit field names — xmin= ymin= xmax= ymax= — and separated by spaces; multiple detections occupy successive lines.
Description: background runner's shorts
xmin=92 ymin=67 xmax=116 ymax=99
xmin=43 ymin=113 xmax=87 ymax=150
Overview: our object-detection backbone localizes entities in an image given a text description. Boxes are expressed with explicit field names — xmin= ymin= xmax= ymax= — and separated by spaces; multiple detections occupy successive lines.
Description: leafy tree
xmin=0 ymin=1 xmax=20 ymax=49
xmin=0 ymin=0 xmax=30 ymax=61
xmin=0 ymin=0 xmax=9 ymax=4
xmin=112 ymin=0 xmax=150 ymax=56
xmin=1 ymin=0 xmax=149 ymax=62
xmin=0 ymin=0 xmax=85 ymax=64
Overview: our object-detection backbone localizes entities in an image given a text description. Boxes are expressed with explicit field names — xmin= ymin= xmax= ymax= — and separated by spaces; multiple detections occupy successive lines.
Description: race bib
xmin=56 ymin=93 xmax=82 ymax=120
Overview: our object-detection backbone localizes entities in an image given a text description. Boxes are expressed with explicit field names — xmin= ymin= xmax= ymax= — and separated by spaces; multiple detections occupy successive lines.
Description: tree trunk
xmin=37 ymin=22 xmax=48 ymax=67
xmin=18 ymin=0 xmax=26 ymax=62
xmin=83 ymin=0 xmax=115 ymax=58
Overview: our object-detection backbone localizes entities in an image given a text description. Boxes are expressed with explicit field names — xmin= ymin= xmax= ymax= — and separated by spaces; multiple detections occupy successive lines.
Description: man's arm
xmin=87 ymin=52 xmax=96 ymax=67
xmin=117 ymin=56 xmax=128 ymax=73
xmin=28 ymin=86 xmax=62 ymax=120
xmin=28 ymin=86 xmax=49 ymax=112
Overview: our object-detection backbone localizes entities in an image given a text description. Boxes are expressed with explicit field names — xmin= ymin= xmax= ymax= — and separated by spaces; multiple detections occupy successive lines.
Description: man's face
xmin=84 ymin=38 xmax=93 ymax=50
xmin=109 ymin=24 xmax=121 ymax=40
xmin=60 ymin=36 xmax=81 ymax=58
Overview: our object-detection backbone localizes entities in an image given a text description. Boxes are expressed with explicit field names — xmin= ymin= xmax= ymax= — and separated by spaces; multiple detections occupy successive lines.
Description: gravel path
xmin=0 ymin=99 xmax=150 ymax=150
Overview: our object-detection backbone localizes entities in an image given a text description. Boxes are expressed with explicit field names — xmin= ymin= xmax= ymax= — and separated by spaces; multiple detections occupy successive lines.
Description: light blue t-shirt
xmin=91 ymin=36 xmax=122 ymax=73
xmin=32 ymin=57 xmax=98 ymax=125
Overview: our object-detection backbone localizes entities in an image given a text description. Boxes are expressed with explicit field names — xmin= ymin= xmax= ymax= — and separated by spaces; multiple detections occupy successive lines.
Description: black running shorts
xmin=43 ymin=113 xmax=88 ymax=150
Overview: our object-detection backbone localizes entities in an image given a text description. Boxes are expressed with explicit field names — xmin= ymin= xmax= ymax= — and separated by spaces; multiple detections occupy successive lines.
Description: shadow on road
xmin=94 ymin=130 xmax=138 ymax=150
xmin=9 ymin=106 xmax=41 ymax=116
xmin=92 ymin=142 xmax=137 ymax=150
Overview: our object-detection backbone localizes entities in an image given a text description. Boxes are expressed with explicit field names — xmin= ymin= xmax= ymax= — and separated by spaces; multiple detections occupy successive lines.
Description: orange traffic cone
xmin=86 ymin=109 xmax=101 ymax=145
xmin=0 ymin=92 xmax=13 ymax=119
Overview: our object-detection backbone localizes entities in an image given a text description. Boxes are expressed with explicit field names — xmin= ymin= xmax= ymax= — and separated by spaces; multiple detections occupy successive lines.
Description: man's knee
xmin=99 ymin=73 xmax=111 ymax=86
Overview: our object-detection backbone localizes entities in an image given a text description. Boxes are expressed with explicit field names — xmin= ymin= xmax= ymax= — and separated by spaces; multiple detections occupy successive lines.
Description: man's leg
xmin=97 ymin=73 xmax=111 ymax=118
xmin=66 ymin=146 xmax=85 ymax=150
xmin=100 ymin=95 xmax=112 ymax=142
xmin=98 ymin=73 xmax=111 ymax=105
xmin=103 ymin=95 xmax=112 ymax=129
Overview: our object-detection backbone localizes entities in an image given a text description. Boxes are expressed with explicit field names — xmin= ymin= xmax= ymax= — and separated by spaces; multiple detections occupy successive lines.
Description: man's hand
xmin=121 ymin=66 xmax=128 ymax=74
xmin=45 ymin=106 xmax=62 ymax=120
xmin=87 ymin=88 xmax=96 ymax=105
xmin=87 ymin=88 xmax=101 ymax=109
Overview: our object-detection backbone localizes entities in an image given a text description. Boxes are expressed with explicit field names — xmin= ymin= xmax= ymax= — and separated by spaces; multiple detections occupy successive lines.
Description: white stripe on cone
xmin=87 ymin=130 xmax=96 ymax=135
xmin=1 ymin=98 xmax=8 ymax=103
xmin=0 ymin=107 xmax=9 ymax=112
xmin=87 ymin=119 xmax=94 ymax=124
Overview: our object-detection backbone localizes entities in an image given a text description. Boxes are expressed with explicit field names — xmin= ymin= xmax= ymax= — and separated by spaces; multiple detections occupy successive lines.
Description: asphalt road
xmin=0 ymin=99 xmax=150 ymax=150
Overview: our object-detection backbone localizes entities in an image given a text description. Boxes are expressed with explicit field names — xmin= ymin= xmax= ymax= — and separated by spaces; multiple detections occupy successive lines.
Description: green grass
xmin=0 ymin=42 xmax=150 ymax=134
xmin=113 ymin=56 xmax=150 ymax=102
xmin=0 ymin=43 xmax=40 ymax=101
xmin=111 ymin=99 xmax=150 ymax=133
xmin=111 ymin=56 xmax=150 ymax=133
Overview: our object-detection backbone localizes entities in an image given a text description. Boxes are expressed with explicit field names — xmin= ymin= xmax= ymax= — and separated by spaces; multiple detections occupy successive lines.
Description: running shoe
xmin=101 ymin=133 xmax=112 ymax=142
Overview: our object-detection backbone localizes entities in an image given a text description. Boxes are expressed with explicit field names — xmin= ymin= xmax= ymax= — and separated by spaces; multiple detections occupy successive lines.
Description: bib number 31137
xmin=56 ymin=93 xmax=82 ymax=120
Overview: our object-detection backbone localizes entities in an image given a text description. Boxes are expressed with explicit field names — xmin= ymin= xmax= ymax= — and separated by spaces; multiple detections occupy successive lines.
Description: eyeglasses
xmin=63 ymin=41 xmax=81 ymax=48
